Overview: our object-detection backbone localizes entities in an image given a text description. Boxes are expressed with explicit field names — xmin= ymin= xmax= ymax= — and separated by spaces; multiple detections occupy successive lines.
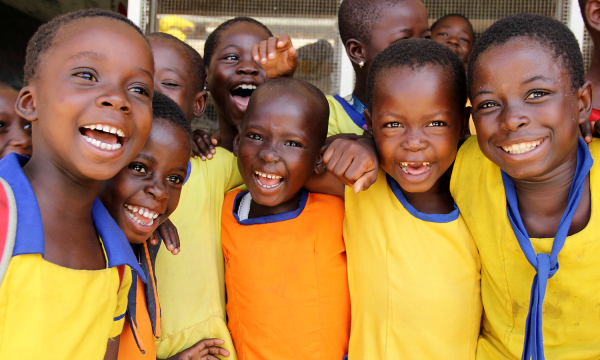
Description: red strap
xmin=116 ymin=264 xmax=125 ymax=294
xmin=0 ymin=178 xmax=17 ymax=285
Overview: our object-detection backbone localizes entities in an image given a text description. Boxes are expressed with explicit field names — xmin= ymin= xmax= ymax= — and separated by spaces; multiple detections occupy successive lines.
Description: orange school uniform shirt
xmin=221 ymin=189 xmax=350 ymax=360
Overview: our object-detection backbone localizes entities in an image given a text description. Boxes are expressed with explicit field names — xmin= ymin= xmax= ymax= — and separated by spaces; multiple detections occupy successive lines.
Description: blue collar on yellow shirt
xmin=0 ymin=153 xmax=146 ymax=283
xmin=333 ymin=94 xmax=367 ymax=130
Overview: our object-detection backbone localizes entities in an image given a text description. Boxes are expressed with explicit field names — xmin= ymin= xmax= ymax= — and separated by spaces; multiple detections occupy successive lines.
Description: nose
xmin=145 ymin=179 xmax=169 ymax=201
xmin=259 ymin=147 xmax=281 ymax=164
xmin=401 ymin=130 xmax=428 ymax=152
xmin=446 ymin=35 xmax=459 ymax=47
xmin=237 ymin=57 xmax=260 ymax=76
xmin=500 ymin=107 xmax=530 ymax=132
xmin=95 ymin=89 xmax=131 ymax=113
xmin=9 ymin=130 xmax=32 ymax=149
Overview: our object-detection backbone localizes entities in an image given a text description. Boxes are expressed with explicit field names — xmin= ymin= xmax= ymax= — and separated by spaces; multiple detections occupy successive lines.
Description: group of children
xmin=1 ymin=0 xmax=600 ymax=359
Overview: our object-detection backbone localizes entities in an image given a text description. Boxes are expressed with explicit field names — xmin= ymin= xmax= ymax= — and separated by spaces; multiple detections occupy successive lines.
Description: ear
xmin=586 ymin=0 xmax=600 ymax=32
xmin=15 ymin=86 xmax=37 ymax=122
xmin=233 ymin=132 xmax=241 ymax=157
xmin=192 ymin=90 xmax=208 ymax=118
xmin=460 ymin=106 xmax=472 ymax=141
xmin=345 ymin=38 xmax=367 ymax=68
xmin=314 ymin=150 xmax=326 ymax=175
xmin=364 ymin=108 xmax=374 ymax=134
xmin=577 ymin=80 xmax=593 ymax=125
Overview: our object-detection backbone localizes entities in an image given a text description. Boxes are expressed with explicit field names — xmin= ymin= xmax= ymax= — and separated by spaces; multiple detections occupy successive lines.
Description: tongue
xmin=82 ymin=128 xmax=118 ymax=145
xmin=232 ymin=95 xmax=250 ymax=110
xmin=258 ymin=174 xmax=281 ymax=186
xmin=405 ymin=163 xmax=429 ymax=175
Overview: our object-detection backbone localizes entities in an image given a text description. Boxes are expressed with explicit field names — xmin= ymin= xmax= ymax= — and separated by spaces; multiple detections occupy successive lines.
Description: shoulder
xmin=308 ymin=191 xmax=344 ymax=209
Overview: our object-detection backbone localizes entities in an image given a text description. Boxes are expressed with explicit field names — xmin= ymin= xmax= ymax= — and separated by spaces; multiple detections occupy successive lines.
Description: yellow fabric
xmin=326 ymin=95 xmax=364 ymax=136
xmin=155 ymin=148 xmax=242 ymax=359
xmin=344 ymin=168 xmax=482 ymax=359
xmin=0 ymin=254 xmax=131 ymax=359
xmin=450 ymin=137 xmax=600 ymax=360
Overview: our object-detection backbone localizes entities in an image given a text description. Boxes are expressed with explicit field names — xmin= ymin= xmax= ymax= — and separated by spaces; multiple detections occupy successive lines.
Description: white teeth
xmin=501 ymin=140 xmax=543 ymax=154
xmin=138 ymin=208 xmax=144 ymax=215
xmin=253 ymin=170 xmax=282 ymax=180
xmin=234 ymin=84 xmax=258 ymax=90
xmin=399 ymin=162 xmax=433 ymax=174
xmin=124 ymin=203 xmax=160 ymax=225
xmin=109 ymin=127 xmax=117 ymax=134
xmin=117 ymin=129 xmax=125 ymax=137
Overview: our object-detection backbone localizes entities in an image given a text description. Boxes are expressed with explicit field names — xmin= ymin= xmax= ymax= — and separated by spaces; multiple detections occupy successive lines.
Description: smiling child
xmin=0 ymin=9 xmax=153 ymax=360
xmin=451 ymin=14 xmax=600 ymax=359
xmin=431 ymin=14 xmax=474 ymax=65
xmin=327 ymin=39 xmax=481 ymax=359
xmin=221 ymin=78 xmax=351 ymax=359
xmin=328 ymin=0 xmax=430 ymax=136
xmin=0 ymin=82 xmax=31 ymax=158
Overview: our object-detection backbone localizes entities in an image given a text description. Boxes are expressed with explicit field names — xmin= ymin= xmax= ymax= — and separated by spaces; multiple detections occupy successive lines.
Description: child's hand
xmin=322 ymin=135 xmax=379 ymax=193
xmin=580 ymin=120 xmax=593 ymax=143
xmin=252 ymin=34 xmax=299 ymax=79
xmin=166 ymin=338 xmax=230 ymax=360
xmin=150 ymin=219 xmax=180 ymax=255
xmin=192 ymin=129 xmax=221 ymax=160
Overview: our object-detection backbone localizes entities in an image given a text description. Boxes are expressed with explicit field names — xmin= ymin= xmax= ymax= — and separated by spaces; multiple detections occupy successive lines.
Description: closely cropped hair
xmin=338 ymin=0 xmax=406 ymax=45
xmin=152 ymin=91 xmax=193 ymax=141
xmin=24 ymin=9 xmax=146 ymax=86
xmin=366 ymin=38 xmax=467 ymax=110
xmin=148 ymin=32 xmax=206 ymax=92
xmin=203 ymin=17 xmax=273 ymax=68
xmin=430 ymin=13 xmax=474 ymax=35
xmin=468 ymin=13 xmax=584 ymax=97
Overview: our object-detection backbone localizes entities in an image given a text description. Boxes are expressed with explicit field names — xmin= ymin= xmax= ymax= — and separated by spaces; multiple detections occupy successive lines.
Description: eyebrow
xmin=221 ymin=44 xmax=242 ymax=52
xmin=159 ymin=67 xmax=183 ymax=77
xmin=136 ymin=153 xmax=156 ymax=163
xmin=174 ymin=166 xmax=187 ymax=173
xmin=69 ymin=51 xmax=106 ymax=61
xmin=521 ymin=75 xmax=553 ymax=85
xmin=135 ymin=67 xmax=153 ymax=79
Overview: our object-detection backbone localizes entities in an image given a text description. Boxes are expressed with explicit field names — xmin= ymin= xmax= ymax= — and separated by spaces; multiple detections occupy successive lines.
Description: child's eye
xmin=246 ymin=133 xmax=263 ymax=141
xmin=224 ymin=54 xmax=239 ymax=61
xmin=479 ymin=101 xmax=497 ymax=109
xmin=526 ymin=90 xmax=548 ymax=100
xmin=129 ymin=163 xmax=147 ymax=173
xmin=162 ymin=81 xmax=179 ymax=87
xmin=167 ymin=175 xmax=183 ymax=184
xmin=427 ymin=121 xmax=446 ymax=127
xmin=384 ymin=122 xmax=403 ymax=128
xmin=0 ymin=121 xmax=5 ymax=129
xmin=129 ymin=85 xmax=151 ymax=97
xmin=460 ymin=38 xmax=470 ymax=43
xmin=74 ymin=72 xmax=98 ymax=81
xmin=284 ymin=140 xmax=303 ymax=148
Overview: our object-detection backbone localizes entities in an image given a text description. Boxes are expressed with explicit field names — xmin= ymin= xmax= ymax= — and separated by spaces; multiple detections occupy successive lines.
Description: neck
xmin=217 ymin=113 xmax=239 ymax=152
xmin=587 ymin=47 xmax=600 ymax=109
xmin=352 ymin=69 xmax=368 ymax=105
xmin=400 ymin=173 xmax=455 ymax=215
xmin=248 ymin=190 xmax=302 ymax=219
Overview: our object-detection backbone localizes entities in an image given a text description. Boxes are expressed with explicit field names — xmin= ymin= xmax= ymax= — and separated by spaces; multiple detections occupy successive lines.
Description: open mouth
xmin=80 ymin=124 xmax=126 ymax=151
xmin=253 ymin=170 xmax=284 ymax=189
xmin=500 ymin=138 xmax=544 ymax=155
xmin=231 ymin=84 xmax=257 ymax=111
xmin=399 ymin=162 xmax=432 ymax=176
xmin=123 ymin=203 xmax=160 ymax=227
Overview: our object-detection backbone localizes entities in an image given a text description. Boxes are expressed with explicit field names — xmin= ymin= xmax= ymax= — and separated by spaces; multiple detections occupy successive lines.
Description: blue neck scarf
xmin=500 ymin=137 xmax=593 ymax=360
xmin=333 ymin=94 xmax=367 ymax=130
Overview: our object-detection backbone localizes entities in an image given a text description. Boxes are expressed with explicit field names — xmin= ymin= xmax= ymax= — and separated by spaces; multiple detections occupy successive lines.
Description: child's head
xmin=204 ymin=17 xmax=273 ymax=129
xmin=365 ymin=38 xmax=467 ymax=193
xmin=147 ymin=32 xmax=207 ymax=121
xmin=17 ymin=9 xmax=154 ymax=181
xmin=338 ymin=0 xmax=429 ymax=75
xmin=234 ymin=77 xmax=329 ymax=207
xmin=0 ymin=82 xmax=31 ymax=158
xmin=99 ymin=92 xmax=192 ymax=244
xmin=430 ymin=14 xmax=474 ymax=64
xmin=468 ymin=13 xmax=590 ymax=180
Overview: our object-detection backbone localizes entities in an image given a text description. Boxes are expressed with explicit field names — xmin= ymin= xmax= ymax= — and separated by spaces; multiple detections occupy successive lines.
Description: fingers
xmin=276 ymin=34 xmax=292 ymax=50
xmin=157 ymin=220 xmax=180 ymax=255
xmin=353 ymin=169 xmax=378 ymax=194
xmin=192 ymin=130 xmax=216 ymax=160
xmin=258 ymin=39 xmax=268 ymax=64
xmin=149 ymin=232 xmax=158 ymax=246
xmin=267 ymin=37 xmax=278 ymax=60
xmin=580 ymin=121 xmax=593 ymax=143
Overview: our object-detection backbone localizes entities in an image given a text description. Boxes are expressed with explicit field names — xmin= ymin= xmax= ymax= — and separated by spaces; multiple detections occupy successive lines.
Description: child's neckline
xmin=386 ymin=174 xmax=459 ymax=223
xmin=232 ymin=189 xmax=309 ymax=225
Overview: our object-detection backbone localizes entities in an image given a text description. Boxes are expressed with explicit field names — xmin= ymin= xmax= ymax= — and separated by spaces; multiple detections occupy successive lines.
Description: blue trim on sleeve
xmin=333 ymin=94 xmax=367 ymax=130
xmin=113 ymin=312 xmax=126 ymax=321
xmin=0 ymin=153 xmax=146 ymax=283
xmin=232 ymin=189 xmax=309 ymax=225
xmin=183 ymin=160 xmax=192 ymax=185
xmin=386 ymin=173 xmax=459 ymax=223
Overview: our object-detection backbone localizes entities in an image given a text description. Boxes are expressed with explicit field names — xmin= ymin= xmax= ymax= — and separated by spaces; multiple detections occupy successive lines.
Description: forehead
xmin=246 ymin=92 xmax=315 ymax=131
xmin=373 ymin=0 xmax=428 ymax=31
xmin=151 ymin=41 xmax=190 ymax=72
xmin=144 ymin=120 xmax=191 ymax=157
xmin=217 ymin=23 xmax=269 ymax=51
xmin=0 ymin=88 xmax=17 ymax=106
xmin=434 ymin=16 xmax=472 ymax=34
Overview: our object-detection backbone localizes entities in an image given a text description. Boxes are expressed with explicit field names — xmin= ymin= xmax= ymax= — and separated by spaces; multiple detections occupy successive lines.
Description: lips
xmin=253 ymin=170 xmax=283 ymax=189
xmin=499 ymin=138 xmax=544 ymax=155
xmin=80 ymin=124 xmax=126 ymax=151
xmin=399 ymin=162 xmax=432 ymax=176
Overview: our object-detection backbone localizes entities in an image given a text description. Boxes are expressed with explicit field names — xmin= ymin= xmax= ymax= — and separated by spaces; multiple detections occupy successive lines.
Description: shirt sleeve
xmin=109 ymin=265 xmax=133 ymax=338
xmin=224 ymin=150 xmax=244 ymax=192
xmin=327 ymin=97 xmax=342 ymax=137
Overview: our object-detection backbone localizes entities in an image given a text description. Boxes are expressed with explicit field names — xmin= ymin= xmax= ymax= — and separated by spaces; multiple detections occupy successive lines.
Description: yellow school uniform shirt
xmin=327 ymin=95 xmax=365 ymax=136
xmin=344 ymin=168 xmax=482 ymax=359
xmin=154 ymin=148 xmax=242 ymax=359
xmin=450 ymin=137 xmax=600 ymax=360
xmin=0 ymin=153 xmax=136 ymax=360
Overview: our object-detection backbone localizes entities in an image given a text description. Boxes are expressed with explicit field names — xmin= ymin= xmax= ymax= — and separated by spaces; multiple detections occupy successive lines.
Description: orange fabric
xmin=590 ymin=108 xmax=600 ymax=126
xmin=142 ymin=241 xmax=161 ymax=338
xmin=221 ymin=190 xmax=350 ymax=360
xmin=118 ymin=276 xmax=156 ymax=360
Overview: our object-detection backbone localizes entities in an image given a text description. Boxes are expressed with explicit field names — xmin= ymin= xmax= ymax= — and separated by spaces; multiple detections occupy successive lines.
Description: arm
xmin=104 ymin=336 xmax=120 ymax=360
xmin=163 ymin=338 xmax=230 ymax=360
xmin=150 ymin=219 xmax=181 ymax=255
xmin=252 ymin=34 xmax=299 ymax=80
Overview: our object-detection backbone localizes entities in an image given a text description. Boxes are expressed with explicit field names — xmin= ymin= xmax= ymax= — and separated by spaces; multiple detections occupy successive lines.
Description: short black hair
xmin=147 ymin=32 xmax=206 ymax=93
xmin=245 ymin=77 xmax=329 ymax=147
xmin=24 ymin=8 xmax=146 ymax=86
xmin=338 ymin=0 xmax=408 ymax=45
xmin=366 ymin=38 xmax=467 ymax=110
xmin=152 ymin=91 xmax=193 ymax=143
xmin=430 ymin=13 xmax=474 ymax=36
xmin=468 ymin=13 xmax=584 ymax=97
xmin=203 ymin=17 xmax=273 ymax=68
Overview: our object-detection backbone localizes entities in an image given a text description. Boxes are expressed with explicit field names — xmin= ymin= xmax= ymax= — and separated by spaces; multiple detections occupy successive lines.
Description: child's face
xmin=99 ymin=121 xmax=191 ymax=244
xmin=236 ymin=93 xmax=321 ymax=207
xmin=207 ymin=23 xmax=269 ymax=128
xmin=431 ymin=16 xmax=473 ymax=64
xmin=151 ymin=39 xmax=203 ymax=121
xmin=364 ymin=0 xmax=430 ymax=65
xmin=0 ymin=87 xmax=31 ymax=158
xmin=470 ymin=38 xmax=589 ymax=180
xmin=367 ymin=66 xmax=463 ymax=193
xmin=20 ymin=17 xmax=154 ymax=181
